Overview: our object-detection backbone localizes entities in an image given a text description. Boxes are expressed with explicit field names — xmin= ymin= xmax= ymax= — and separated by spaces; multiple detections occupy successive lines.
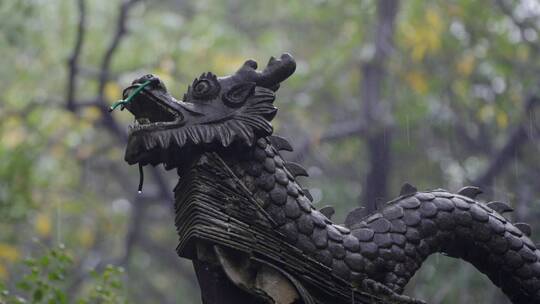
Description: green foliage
xmin=82 ymin=266 xmax=126 ymax=304
xmin=1 ymin=0 xmax=539 ymax=303
xmin=0 ymin=143 xmax=37 ymax=222
xmin=0 ymin=245 xmax=126 ymax=304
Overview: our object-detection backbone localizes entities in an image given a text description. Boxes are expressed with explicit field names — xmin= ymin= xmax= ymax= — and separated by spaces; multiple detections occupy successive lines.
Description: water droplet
xmin=406 ymin=115 xmax=410 ymax=146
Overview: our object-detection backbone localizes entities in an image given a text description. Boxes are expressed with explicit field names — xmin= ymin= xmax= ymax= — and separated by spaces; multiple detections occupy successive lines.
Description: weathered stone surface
xmin=274 ymin=169 xmax=288 ymax=186
xmin=433 ymin=197 xmax=454 ymax=212
xmin=246 ymin=162 xmax=263 ymax=177
xmin=263 ymin=157 xmax=276 ymax=173
xmin=270 ymin=185 xmax=287 ymax=205
xmin=452 ymin=197 xmax=470 ymax=210
xmin=286 ymin=183 xmax=299 ymax=197
xmin=331 ymin=259 xmax=350 ymax=280
xmin=334 ymin=224 xmax=350 ymax=234
xmin=371 ymin=218 xmax=392 ymax=233
xmin=284 ymin=197 xmax=301 ymax=219
xmin=311 ymin=211 xmax=327 ymax=228
xmin=436 ymin=211 xmax=455 ymax=230
xmin=383 ymin=206 xmax=404 ymax=220
xmin=391 ymin=233 xmax=407 ymax=247
xmin=454 ymin=210 xmax=473 ymax=227
xmin=401 ymin=197 xmax=421 ymax=209
xmin=374 ymin=233 xmax=393 ymax=248
xmin=416 ymin=192 xmax=435 ymax=201
xmin=345 ymin=252 xmax=365 ymax=272
xmin=256 ymin=138 xmax=267 ymax=149
xmin=256 ymin=174 xmax=275 ymax=191
xmin=359 ymin=242 xmax=379 ymax=259
xmin=489 ymin=237 xmax=509 ymax=254
xmin=403 ymin=211 xmax=421 ymax=226
xmin=266 ymin=203 xmax=287 ymax=226
xmin=253 ymin=147 xmax=267 ymax=161
xmin=297 ymin=196 xmax=311 ymax=213
xmin=390 ymin=220 xmax=407 ymax=233
xmin=297 ymin=214 xmax=314 ymax=235
xmin=352 ymin=228 xmax=374 ymax=242
xmin=343 ymin=235 xmax=360 ymax=252
xmin=312 ymin=227 xmax=328 ymax=249
xmin=123 ymin=55 xmax=540 ymax=304
xmin=419 ymin=202 xmax=437 ymax=218
xmin=469 ymin=205 xmax=489 ymax=222
xmin=405 ymin=228 xmax=421 ymax=244
xmin=297 ymin=234 xmax=316 ymax=254
xmin=327 ymin=225 xmax=343 ymax=242
xmin=264 ymin=146 xmax=275 ymax=157
xmin=329 ymin=241 xmax=346 ymax=259
xmin=314 ymin=249 xmax=333 ymax=267
xmin=279 ymin=221 xmax=298 ymax=243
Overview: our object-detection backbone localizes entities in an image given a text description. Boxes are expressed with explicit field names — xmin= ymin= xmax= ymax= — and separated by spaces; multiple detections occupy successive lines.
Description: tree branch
xmin=473 ymin=96 xmax=540 ymax=188
xmin=290 ymin=119 xmax=366 ymax=162
xmin=66 ymin=0 xmax=86 ymax=111
xmin=63 ymin=0 xmax=179 ymax=299
xmin=97 ymin=0 xmax=141 ymax=102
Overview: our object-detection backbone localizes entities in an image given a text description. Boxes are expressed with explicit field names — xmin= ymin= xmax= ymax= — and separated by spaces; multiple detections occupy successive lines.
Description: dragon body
xmin=119 ymin=53 xmax=540 ymax=303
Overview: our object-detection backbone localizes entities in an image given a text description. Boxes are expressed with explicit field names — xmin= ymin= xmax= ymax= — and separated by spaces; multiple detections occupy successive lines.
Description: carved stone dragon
xmin=118 ymin=53 xmax=540 ymax=304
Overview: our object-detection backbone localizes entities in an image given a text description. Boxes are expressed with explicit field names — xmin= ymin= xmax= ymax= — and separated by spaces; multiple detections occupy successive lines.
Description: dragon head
xmin=122 ymin=53 xmax=296 ymax=170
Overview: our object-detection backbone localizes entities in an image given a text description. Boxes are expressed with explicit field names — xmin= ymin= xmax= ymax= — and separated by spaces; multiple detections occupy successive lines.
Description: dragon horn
xmin=235 ymin=53 xmax=296 ymax=91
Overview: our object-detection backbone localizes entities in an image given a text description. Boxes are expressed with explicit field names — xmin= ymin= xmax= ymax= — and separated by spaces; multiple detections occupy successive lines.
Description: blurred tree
xmin=1 ymin=0 xmax=539 ymax=303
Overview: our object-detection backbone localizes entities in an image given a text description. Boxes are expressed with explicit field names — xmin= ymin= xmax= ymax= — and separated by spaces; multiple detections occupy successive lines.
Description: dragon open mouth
xmin=123 ymin=81 xmax=185 ymax=133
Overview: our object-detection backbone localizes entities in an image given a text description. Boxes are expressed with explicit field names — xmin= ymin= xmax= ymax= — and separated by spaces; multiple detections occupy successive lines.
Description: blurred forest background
xmin=1 ymin=0 xmax=540 ymax=303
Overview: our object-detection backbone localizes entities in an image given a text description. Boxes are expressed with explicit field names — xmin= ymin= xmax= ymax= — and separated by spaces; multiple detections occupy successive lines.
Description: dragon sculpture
xmin=117 ymin=53 xmax=540 ymax=304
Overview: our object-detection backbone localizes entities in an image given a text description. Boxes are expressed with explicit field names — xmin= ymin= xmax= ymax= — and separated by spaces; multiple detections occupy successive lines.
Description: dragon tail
xmin=348 ymin=188 xmax=540 ymax=304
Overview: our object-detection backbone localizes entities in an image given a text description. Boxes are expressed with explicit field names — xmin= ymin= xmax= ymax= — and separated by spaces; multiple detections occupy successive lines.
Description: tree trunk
xmin=360 ymin=0 xmax=400 ymax=211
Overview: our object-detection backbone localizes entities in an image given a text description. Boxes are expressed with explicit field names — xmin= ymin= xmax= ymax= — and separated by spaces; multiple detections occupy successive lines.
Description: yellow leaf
xmin=2 ymin=116 xmax=26 ymax=149
xmin=159 ymin=56 xmax=175 ymax=75
xmin=405 ymin=71 xmax=428 ymax=94
xmin=78 ymin=229 xmax=95 ymax=249
xmin=50 ymin=144 xmax=65 ymax=158
xmin=456 ymin=53 xmax=475 ymax=76
xmin=478 ymin=104 xmax=495 ymax=122
xmin=411 ymin=43 xmax=428 ymax=62
xmin=1 ymin=127 xmax=26 ymax=149
xmin=35 ymin=214 xmax=51 ymax=237
xmin=426 ymin=31 xmax=441 ymax=53
xmin=497 ymin=111 xmax=509 ymax=128
xmin=0 ymin=244 xmax=20 ymax=262
xmin=517 ymin=45 xmax=529 ymax=61
xmin=0 ymin=263 xmax=7 ymax=280
xmin=76 ymin=146 xmax=93 ymax=160
xmin=447 ymin=4 xmax=463 ymax=17
xmin=81 ymin=106 xmax=102 ymax=123
xmin=152 ymin=67 xmax=173 ymax=88
xmin=211 ymin=54 xmax=245 ymax=75
xmin=401 ymin=8 xmax=443 ymax=62
xmin=426 ymin=8 xmax=443 ymax=33
xmin=452 ymin=80 xmax=469 ymax=99
xmin=104 ymin=82 xmax=121 ymax=101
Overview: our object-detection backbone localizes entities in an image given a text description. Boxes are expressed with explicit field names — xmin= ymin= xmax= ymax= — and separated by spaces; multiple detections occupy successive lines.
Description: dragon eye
xmin=190 ymin=72 xmax=220 ymax=100
xmin=194 ymin=80 xmax=210 ymax=95
xmin=222 ymin=82 xmax=255 ymax=107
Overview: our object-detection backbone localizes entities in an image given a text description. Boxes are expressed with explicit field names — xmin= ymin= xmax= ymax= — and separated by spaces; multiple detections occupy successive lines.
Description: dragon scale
xmin=118 ymin=53 xmax=540 ymax=304
xmin=227 ymin=137 xmax=540 ymax=302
